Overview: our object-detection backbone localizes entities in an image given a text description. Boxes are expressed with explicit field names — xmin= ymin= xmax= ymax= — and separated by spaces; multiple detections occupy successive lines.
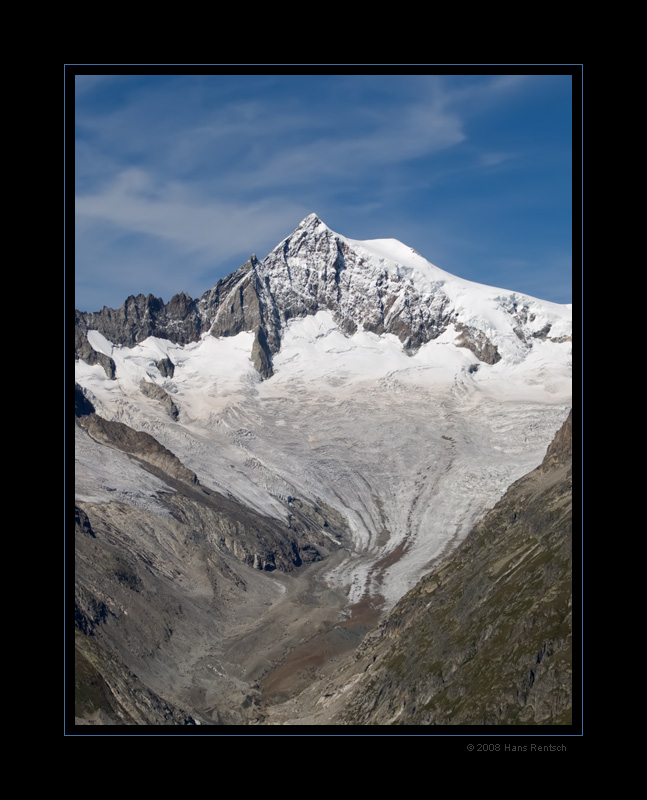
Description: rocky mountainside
xmin=74 ymin=408 xmax=349 ymax=725
xmin=75 ymin=630 xmax=199 ymax=726
xmin=73 ymin=214 xmax=573 ymax=728
xmin=75 ymin=214 xmax=571 ymax=381
xmin=332 ymin=412 xmax=574 ymax=726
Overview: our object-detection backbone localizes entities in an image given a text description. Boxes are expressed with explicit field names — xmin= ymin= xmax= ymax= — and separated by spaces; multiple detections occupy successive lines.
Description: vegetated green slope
xmin=341 ymin=411 xmax=573 ymax=726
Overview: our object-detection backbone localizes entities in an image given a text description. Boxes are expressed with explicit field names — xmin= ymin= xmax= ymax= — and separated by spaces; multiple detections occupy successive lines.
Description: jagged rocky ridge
xmin=75 ymin=214 xmax=569 ymax=381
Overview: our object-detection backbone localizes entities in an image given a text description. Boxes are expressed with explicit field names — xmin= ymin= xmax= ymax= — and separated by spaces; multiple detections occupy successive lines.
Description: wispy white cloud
xmin=477 ymin=152 xmax=517 ymax=167
xmin=76 ymin=168 xmax=306 ymax=257
xmin=224 ymin=89 xmax=467 ymax=192
xmin=76 ymin=75 xmax=468 ymax=191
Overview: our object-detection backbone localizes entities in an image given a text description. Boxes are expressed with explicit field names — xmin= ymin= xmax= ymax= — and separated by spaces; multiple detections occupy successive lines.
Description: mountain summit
xmin=76 ymin=214 xmax=571 ymax=381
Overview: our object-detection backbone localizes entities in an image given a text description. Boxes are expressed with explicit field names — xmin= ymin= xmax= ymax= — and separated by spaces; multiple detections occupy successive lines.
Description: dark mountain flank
xmin=337 ymin=411 xmax=573 ymax=726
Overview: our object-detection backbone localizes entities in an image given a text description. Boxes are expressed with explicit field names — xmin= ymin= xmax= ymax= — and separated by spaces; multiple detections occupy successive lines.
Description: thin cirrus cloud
xmin=224 ymin=101 xmax=467 ymax=190
xmin=75 ymin=170 xmax=308 ymax=299
xmin=77 ymin=169 xmax=247 ymax=255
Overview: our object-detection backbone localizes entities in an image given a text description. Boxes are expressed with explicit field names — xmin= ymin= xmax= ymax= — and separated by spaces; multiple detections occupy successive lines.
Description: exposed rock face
xmin=79 ymin=413 xmax=197 ymax=484
xmin=251 ymin=326 xmax=274 ymax=380
xmin=160 ymin=480 xmax=327 ymax=573
xmin=156 ymin=357 xmax=175 ymax=378
xmin=543 ymin=410 xmax=572 ymax=468
xmin=75 ymin=323 xmax=116 ymax=379
xmin=75 ymin=504 xmax=95 ymax=538
xmin=338 ymin=411 xmax=573 ymax=726
xmin=75 ymin=632 xmax=198 ymax=725
xmin=75 ymin=384 xmax=95 ymax=417
xmin=139 ymin=379 xmax=180 ymax=420
xmin=253 ymin=215 xmax=458 ymax=354
xmin=455 ymin=323 xmax=501 ymax=365
xmin=208 ymin=259 xmax=266 ymax=339
xmin=75 ymin=214 xmax=553 ymax=380
xmin=75 ymin=291 xmax=203 ymax=349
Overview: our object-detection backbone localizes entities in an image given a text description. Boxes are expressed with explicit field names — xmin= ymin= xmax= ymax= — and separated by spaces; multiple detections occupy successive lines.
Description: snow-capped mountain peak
xmin=247 ymin=215 xmax=571 ymax=372
xmin=295 ymin=211 xmax=328 ymax=230
xmin=75 ymin=214 xmax=572 ymax=610
xmin=76 ymin=213 xmax=572 ymax=386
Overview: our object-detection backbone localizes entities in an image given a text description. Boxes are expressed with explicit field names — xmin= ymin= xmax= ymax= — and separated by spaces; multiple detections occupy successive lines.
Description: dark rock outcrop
xmin=207 ymin=257 xmax=281 ymax=374
xmin=80 ymin=413 xmax=197 ymax=484
xmin=455 ymin=323 xmax=501 ymax=365
xmin=76 ymin=291 xmax=203 ymax=349
xmin=251 ymin=326 xmax=274 ymax=380
xmin=75 ymin=323 xmax=116 ymax=379
xmin=75 ymin=504 xmax=95 ymax=538
xmin=139 ymin=379 xmax=179 ymax=420
xmin=156 ymin=357 xmax=175 ymax=378
xmin=159 ymin=480 xmax=326 ymax=574
xmin=542 ymin=410 xmax=572 ymax=468
xmin=75 ymin=384 xmax=96 ymax=417
xmin=208 ymin=259 xmax=265 ymax=340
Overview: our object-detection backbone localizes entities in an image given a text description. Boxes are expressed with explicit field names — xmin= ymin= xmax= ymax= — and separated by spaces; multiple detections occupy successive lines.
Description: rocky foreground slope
xmin=268 ymin=411 xmax=573 ymax=726
xmin=73 ymin=407 xmax=573 ymax=727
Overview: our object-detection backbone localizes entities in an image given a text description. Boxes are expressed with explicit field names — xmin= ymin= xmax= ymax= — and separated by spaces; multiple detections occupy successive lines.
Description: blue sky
xmin=73 ymin=71 xmax=575 ymax=312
